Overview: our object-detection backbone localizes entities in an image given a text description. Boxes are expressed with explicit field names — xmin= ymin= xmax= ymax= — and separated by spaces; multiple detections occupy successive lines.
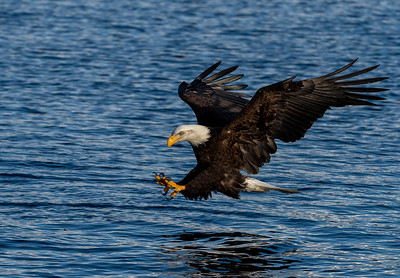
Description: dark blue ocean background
xmin=1 ymin=0 xmax=399 ymax=277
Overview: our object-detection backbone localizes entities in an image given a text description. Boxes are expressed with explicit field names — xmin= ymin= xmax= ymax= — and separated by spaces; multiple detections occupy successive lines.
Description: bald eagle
xmin=155 ymin=59 xmax=387 ymax=200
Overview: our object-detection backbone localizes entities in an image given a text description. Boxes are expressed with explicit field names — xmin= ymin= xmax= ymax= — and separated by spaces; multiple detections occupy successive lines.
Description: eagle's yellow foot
xmin=168 ymin=183 xmax=186 ymax=200
xmin=154 ymin=172 xmax=171 ymax=195
xmin=153 ymin=172 xmax=185 ymax=200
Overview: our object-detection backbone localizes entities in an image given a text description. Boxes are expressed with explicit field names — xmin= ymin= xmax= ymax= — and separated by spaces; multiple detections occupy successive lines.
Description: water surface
xmin=0 ymin=0 xmax=399 ymax=277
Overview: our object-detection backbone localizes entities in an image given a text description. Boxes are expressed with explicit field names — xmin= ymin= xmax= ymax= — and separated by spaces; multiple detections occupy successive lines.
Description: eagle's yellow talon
xmin=154 ymin=172 xmax=185 ymax=199
xmin=162 ymin=184 xmax=170 ymax=195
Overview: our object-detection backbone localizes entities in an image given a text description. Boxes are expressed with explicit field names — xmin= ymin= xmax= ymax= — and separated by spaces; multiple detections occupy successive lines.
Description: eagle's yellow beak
xmin=167 ymin=135 xmax=182 ymax=147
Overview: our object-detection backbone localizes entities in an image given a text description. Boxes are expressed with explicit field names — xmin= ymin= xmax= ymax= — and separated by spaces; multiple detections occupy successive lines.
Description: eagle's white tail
xmin=243 ymin=177 xmax=299 ymax=194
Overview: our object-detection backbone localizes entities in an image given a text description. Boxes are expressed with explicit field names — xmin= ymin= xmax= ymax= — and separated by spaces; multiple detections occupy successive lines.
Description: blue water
xmin=1 ymin=0 xmax=399 ymax=277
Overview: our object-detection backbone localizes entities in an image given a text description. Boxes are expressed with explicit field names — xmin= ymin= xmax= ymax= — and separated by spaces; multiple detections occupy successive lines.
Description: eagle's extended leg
xmin=153 ymin=172 xmax=185 ymax=200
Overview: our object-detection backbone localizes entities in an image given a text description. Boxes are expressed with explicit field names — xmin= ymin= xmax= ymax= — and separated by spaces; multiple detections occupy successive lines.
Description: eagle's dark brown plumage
xmin=156 ymin=59 xmax=387 ymax=200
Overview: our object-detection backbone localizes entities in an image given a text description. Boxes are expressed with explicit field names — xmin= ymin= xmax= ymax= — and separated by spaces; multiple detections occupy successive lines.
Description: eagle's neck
xmin=186 ymin=125 xmax=211 ymax=147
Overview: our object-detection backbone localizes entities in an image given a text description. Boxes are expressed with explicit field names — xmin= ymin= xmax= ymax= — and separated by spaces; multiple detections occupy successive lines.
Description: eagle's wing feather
xmin=223 ymin=59 xmax=387 ymax=174
xmin=178 ymin=62 xmax=249 ymax=127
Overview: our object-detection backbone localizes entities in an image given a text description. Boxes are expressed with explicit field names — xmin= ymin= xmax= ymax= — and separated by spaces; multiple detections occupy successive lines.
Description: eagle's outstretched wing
xmin=178 ymin=62 xmax=249 ymax=127
xmin=223 ymin=59 xmax=388 ymax=174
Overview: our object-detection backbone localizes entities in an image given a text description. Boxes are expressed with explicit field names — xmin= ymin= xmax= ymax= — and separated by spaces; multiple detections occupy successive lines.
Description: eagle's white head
xmin=168 ymin=125 xmax=211 ymax=147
